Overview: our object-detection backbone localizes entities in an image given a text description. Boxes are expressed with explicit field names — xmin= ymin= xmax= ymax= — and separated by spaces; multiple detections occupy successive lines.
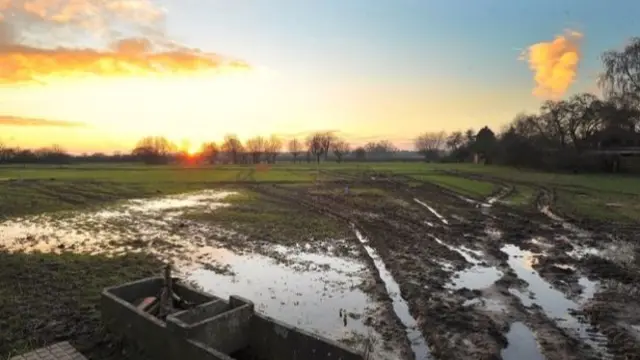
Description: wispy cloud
xmin=0 ymin=115 xmax=86 ymax=127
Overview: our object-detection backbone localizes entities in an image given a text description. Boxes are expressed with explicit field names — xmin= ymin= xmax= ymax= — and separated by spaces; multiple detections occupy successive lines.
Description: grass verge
xmin=0 ymin=251 xmax=162 ymax=359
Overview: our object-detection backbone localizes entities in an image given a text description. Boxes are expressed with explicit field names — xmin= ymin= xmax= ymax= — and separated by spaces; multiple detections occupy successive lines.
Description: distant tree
xmin=200 ymin=142 xmax=219 ymax=164
xmin=354 ymin=146 xmax=366 ymax=161
xmin=364 ymin=140 xmax=398 ymax=157
xmin=306 ymin=133 xmax=325 ymax=164
xmin=36 ymin=144 xmax=71 ymax=164
xmin=221 ymin=134 xmax=244 ymax=164
xmin=331 ymin=139 xmax=351 ymax=163
xmin=320 ymin=132 xmax=336 ymax=161
xmin=245 ymin=136 xmax=266 ymax=163
xmin=446 ymin=131 xmax=464 ymax=151
xmin=264 ymin=135 xmax=283 ymax=163
xmin=474 ymin=126 xmax=497 ymax=164
xmin=288 ymin=138 xmax=303 ymax=163
xmin=132 ymin=136 xmax=175 ymax=164
xmin=414 ymin=131 xmax=446 ymax=161
xmin=464 ymin=128 xmax=476 ymax=146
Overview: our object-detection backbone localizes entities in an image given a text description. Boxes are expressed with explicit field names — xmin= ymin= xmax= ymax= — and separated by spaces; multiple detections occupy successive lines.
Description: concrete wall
xmin=102 ymin=278 xmax=231 ymax=360
xmin=170 ymin=299 xmax=229 ymax=326
xmin=102 ymin=278 xmax=363 ymax=360
xmin=249 ymin=314 xmax=364 ymax=360
xmin=188 ymin=303 xmax=254 ymax=354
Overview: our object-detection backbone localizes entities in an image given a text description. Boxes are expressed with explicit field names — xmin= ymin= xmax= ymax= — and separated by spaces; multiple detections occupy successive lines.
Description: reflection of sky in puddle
xmin=189 ymin=248 xmax=379 ymax=343
xmin=463 ymin=298 xmax=506 ymax=312
xmin=448 ymin=266 xmax=502 ymax=290
xmin=502 ymin=244 xmax=610 ymax=358
xmin=501 ymin=322 xmax=544 ymax=360
xmin=353 ymin=228 xmax=431 ymax=360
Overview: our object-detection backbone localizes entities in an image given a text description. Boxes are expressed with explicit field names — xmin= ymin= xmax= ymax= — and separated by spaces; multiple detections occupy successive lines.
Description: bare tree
xmin=199 ymin=142 xmax=219 ymax=164
xmin=221 ymin=134 xmax=244 ymax=164
xmin=414 ymin=131 xmax=446 ymax=161
xmin=446 ymin=131 xmax=464 ymax=151
xmin=320 ymin=131 xmax=336 ymax=161
xmin=132 ymin=136 xmax=176 ymax=164
xmin=354 ymin=146 xmax=366 ymax=161
xmin=288 ymin=138 xmax=303 ymax=163
xmin=264 ymin=135 xmax=283 ymax=164
xmin=306 ymin=133 xmax=325 ymax=164
xmin=245 ymin=136 xmax=266 ymax=163
xmin=331 ymin=139 xmax=351 ymax=163
xmin=364 ymin=140 xmax=398 ymax=156
xmin=599 ymin=37 xmax=640 ymax=102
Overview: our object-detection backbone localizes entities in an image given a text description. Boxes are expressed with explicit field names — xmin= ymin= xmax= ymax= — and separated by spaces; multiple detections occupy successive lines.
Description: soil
xmin=247 ymin=172 xmax=640 ymax=360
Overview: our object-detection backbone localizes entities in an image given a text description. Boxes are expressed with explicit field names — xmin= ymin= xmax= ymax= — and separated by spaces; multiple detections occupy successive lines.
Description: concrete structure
xmin=102 ymin=277 xmax=365 ymax=360
xmin=9 ymin=342 xmax=86 ymax=360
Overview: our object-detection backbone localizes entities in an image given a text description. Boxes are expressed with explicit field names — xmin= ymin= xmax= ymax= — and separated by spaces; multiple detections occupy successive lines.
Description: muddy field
xmin=1 ymin=172 xmax=639 ymax=360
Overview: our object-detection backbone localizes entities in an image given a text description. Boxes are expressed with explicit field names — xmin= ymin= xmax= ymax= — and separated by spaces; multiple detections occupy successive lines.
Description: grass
xmin=185 ymin=190 xmax=352 ymax=248
xmin=409 ymin=173 xmax=497 ymax=198
xmin=0 ymin=251 xmax=162 ymax=359
xmin=1 ymin=161 xmax=639 ymax=357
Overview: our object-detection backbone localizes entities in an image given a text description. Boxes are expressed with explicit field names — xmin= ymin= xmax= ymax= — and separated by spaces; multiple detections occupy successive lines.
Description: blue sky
xmin=2 ymin=0 xmax=640 ymax=152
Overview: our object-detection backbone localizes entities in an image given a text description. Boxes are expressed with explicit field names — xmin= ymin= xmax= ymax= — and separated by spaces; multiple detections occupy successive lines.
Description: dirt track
xmin=252 ymin=172 xmax=640 ymax=360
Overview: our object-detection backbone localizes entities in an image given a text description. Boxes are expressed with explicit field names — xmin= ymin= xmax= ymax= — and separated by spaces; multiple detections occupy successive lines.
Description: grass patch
xmin=0 ymin=251 xmax=162 ymax=359
xmin=410 ymin=174 xmax=496 ymax=198
xmin=185 ymin=190 xmax=351 ymax=246
xmin=505 ymin=186 xmax=536 ymax=206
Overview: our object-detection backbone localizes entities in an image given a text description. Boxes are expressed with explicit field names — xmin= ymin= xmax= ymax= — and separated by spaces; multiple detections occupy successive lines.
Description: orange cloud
xmin=0 ymin=1 xmax=250 ymax=84
xmin=0 ymin=115 xmax=86 ymax=127
xmin=521 ymin=30 xmax=583 ymax=99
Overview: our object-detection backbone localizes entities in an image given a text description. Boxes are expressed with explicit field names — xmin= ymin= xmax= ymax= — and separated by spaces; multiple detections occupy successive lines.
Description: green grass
xmin=0 ymin=251 xmax=162 ymax=359
xmin=504 ymin=186 xmax=536 ymax=207
xmin=409 ymin=173 xmax=497 ymax=198
xmin=185 ymin=190 xmax=352 ymax=248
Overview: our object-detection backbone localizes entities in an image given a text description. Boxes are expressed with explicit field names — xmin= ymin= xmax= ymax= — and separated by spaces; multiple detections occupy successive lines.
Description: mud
xmin=250 ymin=173 xmax=640 ymax=360
xmin=3 ymin=174 xmax=640 ymax=360
xmin=0 ymin=190 xmax=410 ymax=360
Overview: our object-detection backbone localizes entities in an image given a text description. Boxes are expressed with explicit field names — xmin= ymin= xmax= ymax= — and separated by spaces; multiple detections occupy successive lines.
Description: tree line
xmin=0 ymin=37 xmax=638 ymax=172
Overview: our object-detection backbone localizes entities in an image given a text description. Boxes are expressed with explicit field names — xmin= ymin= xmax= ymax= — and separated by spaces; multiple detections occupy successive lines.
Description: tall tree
xmin=446 ymin=131 xmax=464 ymax=151
xmin=331 ymin=139 xmax=351 ymax=163
xmin=288 ymin=138 xmax=303 ymax=163
xmin=245 ymin=136 xmax=266 ymax=163
xmin=414 ymin=131 xmax=446 ymax=161
xmin=264 ymin=135 xmax=283 ymax=163
xmin=200 ymin=142 xmax=219 ymax=164
xmin=599 ymin=37 xmax=640 ymax=102
xmin=221 ymin=134 xmax=244 ymax=164
xmin=306 ymin=133 xmax=325 ymax=164
xmin=132 ymin=136 xmax=175 ymax=164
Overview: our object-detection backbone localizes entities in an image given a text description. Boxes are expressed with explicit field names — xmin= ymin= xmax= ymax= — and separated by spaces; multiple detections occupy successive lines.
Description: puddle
xmin=501 ymin=322 xmax=544 ymax=360
xmin=414 ymin=199 xmax=448 ymax=225
xmin=353 ymin=228 xmax=431 ymax=359
xmin=0 ymin=190 xmax=404 ymax=358
xmin=432 ymin=236 xmax=479 ymax=264
xmin=540 ymin=206 xmax=590 ymax=238
xmin=502 ymin=244 xmax=611 ymax=358
xmin=448 ymin=266 xmax=502 ymax=290
xmin=189 ymin=246 xmax=400 ymax=358
xmin=463 ymin=298 xmax=506 ymax=312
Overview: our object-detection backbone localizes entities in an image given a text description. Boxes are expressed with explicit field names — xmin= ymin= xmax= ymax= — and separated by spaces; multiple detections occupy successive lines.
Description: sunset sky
xmin=1 ymin=0 xmax=639 ymax=154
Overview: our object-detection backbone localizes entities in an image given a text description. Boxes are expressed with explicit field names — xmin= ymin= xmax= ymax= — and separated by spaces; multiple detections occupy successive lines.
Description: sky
xmin=0 ymin=0 xmax=639 ymax=154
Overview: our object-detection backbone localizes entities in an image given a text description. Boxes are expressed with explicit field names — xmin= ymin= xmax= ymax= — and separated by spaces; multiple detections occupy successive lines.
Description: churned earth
xmin=1 ymin=172 xmax=639 ymax=360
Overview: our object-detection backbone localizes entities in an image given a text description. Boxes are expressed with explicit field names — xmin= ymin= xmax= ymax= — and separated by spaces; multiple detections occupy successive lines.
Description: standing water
xmin=353 ymin=226 xmax=431 ymax=360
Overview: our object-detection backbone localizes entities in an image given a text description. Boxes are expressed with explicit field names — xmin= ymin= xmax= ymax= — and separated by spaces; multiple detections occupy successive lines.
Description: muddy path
xmin=252 ymin=174 xmax=640 ymax=360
